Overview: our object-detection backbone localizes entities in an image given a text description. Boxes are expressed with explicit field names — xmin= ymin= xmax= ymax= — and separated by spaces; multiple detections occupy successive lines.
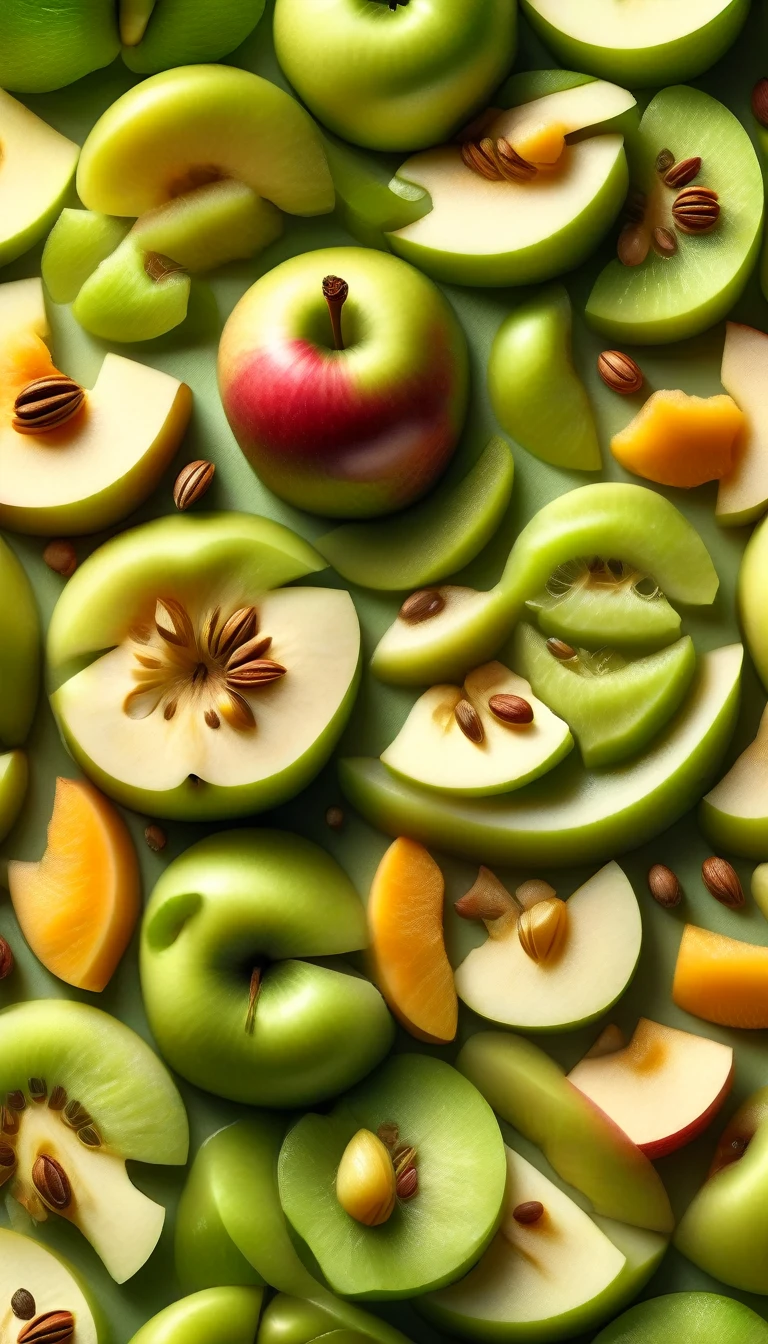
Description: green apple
xmin=0 ymin=750 xmax=28 ymax=845
xmin=675 ymin=1086 xmax=768 ymax=1292
xmin=42 ymin=209 xmax=132 ymax=305
xmin=520 ymin=0 xmax=749 ymax=86
xmin=455 ymin=860 xmax=642 ymax=1031
xmin=587 ymin=86 xmax=763 ymax=344
xmin=488 ymin=286 xmax=601 ymax=471
xmin=341 ymin=644 xmax=742 ymax=866
xmin=372 ymin=481 xmax=717 ymax=686
xmin=513 ymin=625 xmax=697 ymax=768
xmin=701 ymin=704 xmax=768 ymax=859
xmin=73 ymin=235 xmax=192 ymax=342
xmin=457 ymin=1031 xmax=673 ymax=1234
xmin=278 ymin=1054 xmax=506 ymax=1298
xmin=738 ymin=510 xmax=768 ymax=693
xmin=0 ymin=534 xmax=39 ymax=747
xmin=258 ymin=1293 xmax=412 ymax=1344
xmin=421 ymin=1145 xmax=667 ymax=1342
xmin=46 ymin=513 xmax=360 ymax=820
xmin=77 ymin=65 xmax=334 ymax=219
xmin=717 ymin=322 xmax=768 ymax=526
xmin=141 ymin=829 xmax=393 ymax=1106
xmin=525 ymin=557 xmax=682 ymax=652
xmin=0 ymin=998 xmax=188 ymax=1282
xmin=0 ymin=89 xmax=79 ymax=268
xmin=323 ymin=136 xmax=432 ymax=252
xmin=595 ymin=1293 xmax=768 ymax=1343
xmin=316 ymin=437 xmax=513 ymax=592
xmin=273 ymin=0 xmax=517 ymax=152
xmin=381 ymin=660 xmax=573 ymax=796
xmin=120 ymin=0 xmax=266 ymax=75
xmin=127 ymin=1288 xmax=263 ymax=1344
xmin=0 ymin=1228 xmax=106 ymax=1343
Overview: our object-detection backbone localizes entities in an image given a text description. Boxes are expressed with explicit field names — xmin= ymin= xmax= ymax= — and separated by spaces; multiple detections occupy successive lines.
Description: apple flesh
xmin=0 ymin=1228 xmax=103 ymax=1344
xmin=73 ymin=235 xmax=192 ymax=342
xmin=700 ymin=703 xmax=768 ymax=856
xmin=738 ymin=510 xmax=768 ymax=694
xmin=218 ymin=246 xmax=469 ymax=519
xmin=595 ymin=1292 xmax=768 ymax=1344
xmin=717 ymin=323 xmax=768 ymax=526
xmin=0 ymin=88 xmax=79 ymax=267
xmin=568 ymin=1018 xmax=734 ymax=1159
xmin=525 ymin=557 xmax=681 ymax=652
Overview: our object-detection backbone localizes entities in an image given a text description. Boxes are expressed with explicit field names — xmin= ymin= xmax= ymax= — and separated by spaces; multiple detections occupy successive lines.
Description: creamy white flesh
xmin=455 ymin=862 xmax=641 ymax=1028
xmin=392 ymin=136 xmax=624 ymax=257
xmin=704 ymin=703 xmax=768 ymax=819
xmin=427 ymin=1147 xmax=625 ymax=1325
xmin=0 ymin=91 xmax=79 ymax=256
xmin=0 ymin=277 xmax=48 ymax=337
xmin=0 ymin=1228 xmax=98 ymax=1343
xmin=489 ymin=81 xmax=636 ymax=161
xmin=568 ymin=1019 xmax=733 ymax=1150
xmin=718 ymin=323 xmax=768 ymax=522
xmin=526 ymin=0 xmax=734 ymax=46
xmin=382 ymin=661 xmax=572 ymax=796
xmin=55 ymin=588 xmax=359 ymax=789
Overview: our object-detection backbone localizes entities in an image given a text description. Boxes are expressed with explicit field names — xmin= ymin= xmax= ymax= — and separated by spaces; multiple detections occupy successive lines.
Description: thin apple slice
xmin=700 ymin=704 xmax=768 ymax=856
xmin=0 ymin=750 xmax=28 ymax=844
xmin=526 ymin=557 xmax=681 ymax=652
xmin=0 ymin=89 xmax=79 ymax=267
xmin=488 ymin=78 xmax=636 ymax=164
xmin=717 ymin=322 xmax=768 ymax=525
xmin=43 ymin=209 xmax=132 ymax=305
xmin=73 ymin=237 xmax=191 ymax=342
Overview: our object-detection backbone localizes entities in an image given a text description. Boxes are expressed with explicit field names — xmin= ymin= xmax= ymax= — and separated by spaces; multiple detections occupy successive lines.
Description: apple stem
xmin=323 ymin=275 xmax=348 ymax=351
xmin=245 ymin=967 xmax=262 ymax=1034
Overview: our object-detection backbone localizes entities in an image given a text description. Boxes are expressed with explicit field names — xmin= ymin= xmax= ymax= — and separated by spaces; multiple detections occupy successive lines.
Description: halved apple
xmin=381 ymin=661 xmax=573 ymax=796
xmin=700 ymin=704 xmax=768 ymax=856
xmin=0 ymin=89 xmax=79 ymax=267
xmin=717 ymin=323 xmax=768 ymax=526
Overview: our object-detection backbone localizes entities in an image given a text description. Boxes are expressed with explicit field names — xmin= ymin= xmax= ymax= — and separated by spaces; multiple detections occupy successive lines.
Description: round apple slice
xmin=0 ymin=1228 xmax=103 ymax=1343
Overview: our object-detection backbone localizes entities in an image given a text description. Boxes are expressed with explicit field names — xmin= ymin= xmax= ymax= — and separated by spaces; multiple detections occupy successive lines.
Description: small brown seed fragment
xmin=653 ymin=226 xmax=677 ymax=256
xmin=396 ymin=1166 xmax=418 ymax=1200
xmin=461 ymin=137 xmax=503 ymax=181
xmin=325 ymin=805 xmax=345 ymax=830
xmin=663 ymin=156 xmax=702 ymax=188
xmin=43 ymin=540 xmax=77 ymax=578
xmin=0 ymin=935 xmax=13 ymax=979
xmin=6 ymin=1090 xmax=26 ymax=1112
xmin=517 ymin=898 xmax=568 ymax=964
xmin=617 ymin=222 xmax=650 ymax=267
xmin=546 ymin=637 xmax=577 ymax=661
xmin=752 ymin=77 xmax=768 ymax=128
xmin=392 ymin=1144 xmax=417 ymax=1179
xmin=377 ymin=1121 xmax=399 ymax=1149
xmin=623 ymin=188 xmax=646 ymax=224
xmin=454 ymin=698 xmax=484 ymax=744
xmin=597 ymin=350 xmax=644 ymax=395
xmin=28 ymin=1078 xmax=47 ymax=1104
xmin=32 ymin=1154 xmax=72 ymax=1210
xmin=12 ymin=375 xmax=86 ymax=435
xmin=672 ymin=186 xmax=720 ymax=234
xmin=0 ymin=1143 xmax=16 ymax=1167
xmin=226 ymin=658 xmax=286 ymax=689
xmin=144 ymin=251 xmax=186 ymax=283
xmin=17 ymin=1310 xmax=75 ymax=1344
xmin=226 ymin=634 xmax=273 ymax=670
xmin=488 ymin=694 xmax=534 ymax=725
xmin=144 ymin=823 xmax=167 ymax=852
xmin=456 ymin=867 xmax=518 ymax=923
xmin=11 ymin=1287 xmax=35 ymax=1319
xmin=204 ymin=709 xmax=221 ymax=730
xmin=513 ymin=1200 xmax=544 ymax=1225
xmin=648 ymin=863 xmax=682 ymax=909
xmin=0 ymin=1107 xmax=18 ymax=1134
xmin=48 ymin=1086 xmax=67 ymax=1111
xmin=655 ymin=148 xmax=675 ymax=174
xmin=173 ymin=459 xmax=215 ymax=511
xmin=494 ymin=137 xmax=537 ymax=183
xmin=399 ymin=589 xmax=445 ymax=624
xmin=702 ymin=856 xmax=744 ymax=909
xmin=515 ymin=878 xmax=557 ymax=910
xmin=214 ymin=605 xmax=258 ymax=659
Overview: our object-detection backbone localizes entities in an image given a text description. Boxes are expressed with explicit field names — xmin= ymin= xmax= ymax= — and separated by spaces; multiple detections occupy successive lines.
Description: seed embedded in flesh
xmin=396 ymin=1165 xmax=418 ymax=1200
xmin=655 ymin=148 xmax=675 ymax=174
xmin=17 ymin=1310 xmax=75 ymax=1344
xmin=488 ymin=693 xmax=533 ymax=725
xmin=377 ymin=1121 xmax=399 ymax=1149
xmin=663 ymin=156 xmax=702 ymax=189
xmin=0 ymin=1143 xmax=16 ymax=1167
xmin=1 ymin=1107 xmax=19 ymax=1134
xmin=399 ymin=589 xmax=445 ymax=624
xmin=617 ymin=223 xmax=649 ymax=268
xmin=513 ymin=1200 xmax=544 ymax=1225
xmin=63 ymin=1099 xmax=92 ymax=1130
xmin=517 ymin=897 xmax=568 ymax=964
xmin=336 ymin=1128 xmax=397 ymax=1227
xmin=653 ymin=226 xmax=677 ymax=256
xmin=48 ymin=1086 xmax=67 ymax=1111
xmin=454 ymin=698 xmax=484 ymax=744
xmin=546 ymin=637 xmax=577 ymax=661
xmin=32 ymin=1154 xmax=72 ymax=1211
xmin=6 ymin=1091 xmax=26 ymax=1112
xmin=11 ymin=1287 xmax=36 ymax=1319
xmin=77 ymin=1125 xmax=101 ymax=1148
xmin=28 ymin=1078 xmax=47 ymax=1104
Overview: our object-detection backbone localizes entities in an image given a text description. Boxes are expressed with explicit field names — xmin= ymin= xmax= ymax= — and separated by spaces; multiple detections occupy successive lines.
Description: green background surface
xmin=3 ymin=2 xmax=768 ymax=1338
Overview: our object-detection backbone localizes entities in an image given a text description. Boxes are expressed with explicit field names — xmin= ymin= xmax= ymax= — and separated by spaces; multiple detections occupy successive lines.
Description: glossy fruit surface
xmin=673 ymin=924 xmax=768 ymax=1028
xmin=0 ymin=1228 xmax=103 ymax=1344
xmin=738 ymin=511 xmax=768 ymax=693
xmin=525 ymin=557 xmax=681 ymax=651
xmin=127 ymin=1288 xmax=264 ymax=1344
xmin=594 ymin=1292 xmax=768 ymax=1343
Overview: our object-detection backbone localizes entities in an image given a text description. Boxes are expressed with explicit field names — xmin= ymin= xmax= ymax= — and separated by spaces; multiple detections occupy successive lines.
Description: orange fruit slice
xmin=611 ymin=389 xmax=744 ymax=488
xmin=673 ymin=923 xmax=768 ymax=1029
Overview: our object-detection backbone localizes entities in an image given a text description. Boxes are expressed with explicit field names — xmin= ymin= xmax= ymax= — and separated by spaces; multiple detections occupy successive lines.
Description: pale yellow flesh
xmin=704 ymin=702 xmax=768 ymax=818
xmin=0 ymin=91 xmax=79 ymax=251
xmin=568 ymin=1019 xmax=733 ymax=1149
xmin=0 ymin=1228 xmax=98 ymax=1343
xmin=489 ymin=82 xmax=636 ymax=162
xmin=393 ymin=136 xmax=624 ymax=256
xmin=0 ymin=276 xmax=49 ymax=338
xmin=55 ymin=587 xmax=360 ymax=790
xmin=428 ymin=1146 xmax=625 ymax=1323
xmin=455 ymin=861 xmax=641 ymax=1028
xmin=529 ymin=0 xmax=732 ymax=46
xmin=717 ymin=323 xmax=768 ymax=520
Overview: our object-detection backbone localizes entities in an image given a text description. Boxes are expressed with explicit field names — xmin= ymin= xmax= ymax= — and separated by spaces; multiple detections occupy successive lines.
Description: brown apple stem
xmin=323 ymin=275 xmax=348 ymax=351
xmin=245 ymin=967 xmax=262 ymax=1034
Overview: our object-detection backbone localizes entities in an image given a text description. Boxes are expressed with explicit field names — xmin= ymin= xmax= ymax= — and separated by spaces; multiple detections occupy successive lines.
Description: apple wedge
xmin=700 ymin=704 xmax=768 ymax=856
xmin=0 ymin=750 xmax=28 ymax=845
xmin=569 ymin=1019 xmax=734 ymax=1158
xmin=739 ymin=511 xmax=768 ymax=694
xmin=717 ymin=323 xmax=768 ymax=526
xmin=0 ymin=89 xmax=79 ymax=267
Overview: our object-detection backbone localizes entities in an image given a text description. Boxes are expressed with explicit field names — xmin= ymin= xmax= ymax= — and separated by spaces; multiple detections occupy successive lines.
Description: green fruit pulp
xmin=594 ymin=1292 xmax=768 ymax=1343
xmin=324 ymin=136 xmax=432 ymax=252
xmin=525 ymin=558 xmax=681 ymax=651
xmin=42 ymin=209 xmax=132 ymax=305
xmin=512 ymin=625 xmax=697 ymax=768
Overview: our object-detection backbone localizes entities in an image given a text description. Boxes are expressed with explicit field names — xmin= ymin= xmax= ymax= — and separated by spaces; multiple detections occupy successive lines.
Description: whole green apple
xmin=273 ymin=0 xmax=517 ymax=152
xmin=140 ymin=829 xmax=394 ymax=1106
xmin=218 ymin=246 xmax=469 ymax=519
xmin=127 ymin=1288 xmax=264 ymax=1344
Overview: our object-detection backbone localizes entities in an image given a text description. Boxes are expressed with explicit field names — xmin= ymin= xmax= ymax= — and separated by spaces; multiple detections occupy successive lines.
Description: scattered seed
xmin=325 ymin=805 xmax=345 ymax=830
xmin=163 ymin=700 xmax=177 ymax=721
xmin=0 ymin=1143 xmax=16 ymax=1167
xmin=456 ymin=867 xmax=517 ymax=923
xmin=28 ymin=1078 xmax=47 ymax=1104
xmin=655 ymin=148 xmax=675 ymax=174
xmin=648 ymin=864 xmax=682 ymax=909
xmin=597 ymin=350 xmax=644 ymax=395
xmin=623 ymin=188 xmax=646 ymax=224
xmin=752 ymin=77 xmax=768 ymax=127
xmin=672 ymin=186 xmax=720 ymax=234
xmin=0 ymin=936 xmax=13 ymax=980
xmin=488 ymin=694 xmax=533 ymax=725
xmin=204 ymin=708 xmax=221 ymax=729
xmin=173 ymin=459 xmax=215 ymax=511
xmin=663 ymin=156 xmax=702 ymax=189
xmin=144 ymin=823 xmax=167 ymax=852
xmin=48 ymin=1086 xmax=67 ymax=1111
xmin=6 ymin=1090 xmax=25 ymax=1112
xmin=399 ymin=589 xmax=445 ymax=624
xmin=454 ymin=698 xmax=484 ymax=744
xmin=396 ymin=1166 xmax=418 ymax=1200
xmin=11 ymin=1288 xmax=35 ymax=1319
xmin=546 ymin=637 xmax=577 ymax=661
xmin=32 ymin=1154 xmax=72 ymax=1210
xmin=43 ymin=539 xmax=77 ymax=578
xmin=377 ymin=1122 xmax=399 ymax=1149
xmin=652 ymin=226 xmax=677 ymax=256
xmin=513 ymin=1200 xmax=544 ymax=1225
xmin=17 ymin=1309 xmax=75 ymax=1344
xmin=702 ymin=856 xmax=744 ymax=909
xmin=617 ymin=222 xmax=649 ymax=267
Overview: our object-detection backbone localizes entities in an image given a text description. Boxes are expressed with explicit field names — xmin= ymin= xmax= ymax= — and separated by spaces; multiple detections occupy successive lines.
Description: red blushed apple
xmin=218 ymin=246 xmax=469 ymax=518
xmin=567 ymin=1018 xmax=734 ymax=1160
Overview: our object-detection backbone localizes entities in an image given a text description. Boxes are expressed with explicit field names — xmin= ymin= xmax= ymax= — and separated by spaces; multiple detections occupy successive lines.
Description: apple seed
xmin=513 ymin=1200 xmax=544 ymax=1225
xmin=12 ymin=374 xmax=86 ymax=436
xmin=399 ymin=589 xmax=445 ymax=624
xmin=648 ymin=863 xmax=682 ymax=909
xmin=144 ymin=824 xmax=167 ymax=852
xmin=32 ymin=1154 xmax=72 ymax=1211
xmin=702 ymin=856 xmax=744 ymax=908
xmin=17 ymin=1309 xmax=75 ymax=1344
xmin=11 ymin=1287 xmax=35 ymax=1319
xmin=28 ymin=1078 xmax=47 ymax=1104
xmin=325 ymin=805 xmax=345 ymax=830
xmin=488 ymin=693 xmax=534 ymax=725
xmin=454 ymin=698 xmax=484 ymax=744
xmin=43 ymin=540 xmax=77 ymax=578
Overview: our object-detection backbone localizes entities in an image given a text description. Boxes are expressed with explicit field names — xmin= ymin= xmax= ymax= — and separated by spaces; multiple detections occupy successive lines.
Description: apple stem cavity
xmin=244 ymin=966 xmax=262 ymax=1034
xmin=322 ymin=274 xmax=348 ymax=351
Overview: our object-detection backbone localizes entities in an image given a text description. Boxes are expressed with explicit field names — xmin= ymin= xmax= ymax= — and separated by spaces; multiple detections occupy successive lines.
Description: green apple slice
xmin=738 ymin=510 xmax=768 ymax=694
xmin=382 ymin=661 xmax=572 ymax=796
xmin=323 ymin=136 xmax=432 ymax=251
xmin=586 ymin=87 xmax=763 ymax=345
xmin=73 ymin=236 xmax=191 ymax=342
xmin=513 ymin=625 xmax=697 ymax=768
xmin=595 ymin=1292 xmax=768 ymax=1344
xmin=520 ymin=0 xmax=749 ymax=86
xmin=342 ymin=644 xmax=742 ymax=866
xmin=0 ymin=89 xmax=79 ymax=267
xmin=258 ymin=1294 xmax=412 ymax=1344
xmin=316 ymin=437 xmax=513 ymax=591
xmin=0 ymin=534 xmax=40 ymax=748
xmin=128 ymin=1288 xmax=264 ymax=1344
xmin=526 ymin=557 xmax=681 ymax=652
xmin=700 ymin=704 xmax=768 ymax=857
xmin=130 ymin=179 xmax=283 ymax=272
xmin=372 ymin=482 xmax=717 ymax=686
xmin=488 ymin=286 xmax=601 ymax=471
xmin=717 ymin=323 xmax=768 ymax=526
xmin=0 ymin=1228 xmax=103 ymax=1343
xmin=457 ymin=1032 xmax=673 ymax=1234
xmin=76 ymin=65 xmax=334 ymax=219
xmin=0 ymin=750 xmax=28 ymax=844
xmin=487 ymin=79 xmax=636 ymax=162
xmin=42 ymin=209 xmax=132 ymax=305
xmin=455 ymin=861 xmax=641 ymax=1031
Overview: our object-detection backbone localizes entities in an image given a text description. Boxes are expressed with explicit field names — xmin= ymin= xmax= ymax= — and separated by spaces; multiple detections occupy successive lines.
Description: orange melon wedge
xmin=8 ymin=776 xmax=140 ymax=991
xmin=368 ymin=836 xmax=457 ymax=1044
xmin=611 ymin=390 xmax=744 ymax=488
xmin=673 ymin=923 xmax=768 ymax=1029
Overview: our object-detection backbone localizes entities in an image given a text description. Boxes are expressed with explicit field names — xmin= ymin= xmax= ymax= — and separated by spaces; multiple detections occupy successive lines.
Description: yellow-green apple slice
xmin=259 ymin=1293 xmax=414 ymax=1344
xmin=76 ymin=65 xmax=334 ymax=218
xmin=457 ymin=1031 xmax=673 ymax=1234
xmin=0 ymin=531 xmax=39 ymax=747
xmin=520 ymin=0 xmax=749 ymax=86
xmin=0 ymin=1228 xmax=104 ymax=1343
xmin=0 ymin=751 xmax=28 ymax=845
xmin=700 ymin=703 xmax=768 ymax=857
xmin=127 ymin=1288 xmax=263 ymax=1344
xmin=738 ymin=511 xmax=768 ymax=693
xmin=130 ymin=179 xmax=283 ymax=271
xmin=382 ymin=661 xmax=572 ymax=797
xmin=595 ymin=1292 xmax=768 ymax=1344
xmin=717 ymin=323 xmax=768 ymax=526
xmin=421 ymin=1146 xmax=666 ymax=1342
xmin=455 ymin=861 xmax=641 ymax=1031
xmin=72 ymin=236 xmax=191 ymax=342
xmin=341 ymin=644 xmax=742 ymax=866
xmin=42 ymin=208 xmax=132 ymax=305
xmin=0 ymin=89 xmax=79 ymax=267
xmin=323 ymin=136 xmax=432 ymax=252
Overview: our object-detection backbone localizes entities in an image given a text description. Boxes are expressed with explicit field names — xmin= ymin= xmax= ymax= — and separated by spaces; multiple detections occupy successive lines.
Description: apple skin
xmin=738 ymin=510 xmax=768 ymax=693
xmin=127 ymin=1288 xmax=264 ymax=1344
xmin=259 ymin=1294 xmax=413 ymax=1344
xmin=0 ymin=536 xmax=39 ymax=747
xmin=274 ymin=0 xmax=516 ymax=153
xmin=219 ymin=247 xmax=468 ymax=519
xmin=0 ymin=750 xmax=28 ymax=845
xmin=594 ymin=1292 xmax=768 ymax=1344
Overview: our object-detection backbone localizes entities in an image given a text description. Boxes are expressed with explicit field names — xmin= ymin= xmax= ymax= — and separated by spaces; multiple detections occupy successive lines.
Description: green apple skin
xmin=738 ymin=510 xmax=768 ymax=693
xmin=0 ymin=536 xmax=39 ymax=747
xmin=42 ymin=209 xmax=132 ymax=305
xmin=341 ymin=644 xmax=742 ymax=866
xmin=274 ymin=0 xmax=516 ymax=153
xmin=488 ymin=287 xmax=601 ymax=472
xmin=316 ymin=438 xmax=513 ymax=591
xmin=323 ymin=136 xmax=432 ymax=252
xmin=121 ymin=0 xmax=266 ymax=74
xmin=520 ymin=0 xmax=749 ymax=87
xmin=259 ymin=1294 xmax=414 ymax=1344
xmin=141 ymin=830 xmax=394 ymax=1106
xmin=595 ymin=1292 xmax=768 ymax=1344
xmin=457 ymin=1032 xmax=673 ymax=1235
xmin=128 ymin=1288 xmax=264 ymax=1344
xmin=699 ymin=708 xmax=768 ymax=858
xmin=72 ymin=236 xmax=192 ymax=343
xmin=0 ymin=750 xmax=28 ymax=844
xmin=372 ymin=482 xmax=718 ymax=686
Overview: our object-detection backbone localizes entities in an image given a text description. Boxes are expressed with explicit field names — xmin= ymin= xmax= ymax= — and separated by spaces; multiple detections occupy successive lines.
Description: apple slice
xmin=127 ymin=1288 xmax=263 ymax=1344
xmin=0 ymin=750 xmax=28 ymax=845
xmin=0 ymin=1228 xmax=102 ymax=1344
xmin=323 ymin=136 xmax=432 ymax=251
xmin=72 ymin=237 xmax=191 ymax=343
xmin=0 ymin=88 xmax=79 ymax=267
xmin=42 ymin=209 xmax=132 ymax=305
xmin=382 ymin=661 xmax=573 ymax=797
xmin=130 ymin=179 xmax=283 ymax=271
xmin=739 ymin=510 xmax=768 ymax=694
xmin=700 ymin=704 xmax=768 ymax=856
xmin=595 ymin=1292 xmax=768 ymax=1343
xmin=526 ymin=557 xmax=681 ymax=652
xmin=569 ymin=1018 xmax=734 ymax=1158
xmin=455 ymin=861 xmax=641 ymax=1032
xmin=717 ymin=323 xmax=768 ymax=526
xmin=487 ymin=79 xmax=636 ymax=165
